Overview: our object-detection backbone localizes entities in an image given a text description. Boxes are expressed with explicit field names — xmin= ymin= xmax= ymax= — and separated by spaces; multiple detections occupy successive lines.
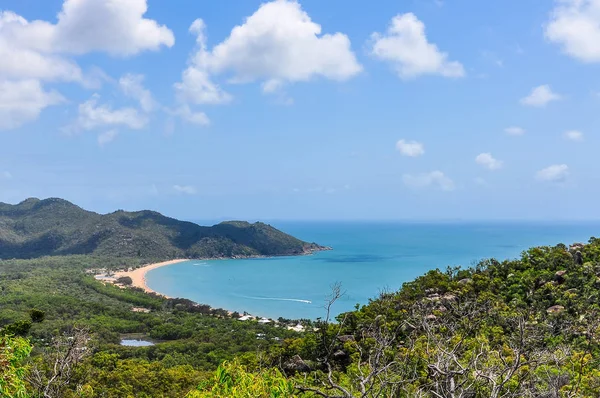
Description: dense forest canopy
xmin=2 ymin=237 xmax=600 ymax=396
xmin=0 ymin=198 xmax=328 ymax=260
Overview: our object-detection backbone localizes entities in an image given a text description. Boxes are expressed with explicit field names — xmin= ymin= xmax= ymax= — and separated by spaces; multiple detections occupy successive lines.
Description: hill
xmin=0 ymin=198 xmax=328 ymax=260
xmin=2 ymin=236 xmax=600 ymax=396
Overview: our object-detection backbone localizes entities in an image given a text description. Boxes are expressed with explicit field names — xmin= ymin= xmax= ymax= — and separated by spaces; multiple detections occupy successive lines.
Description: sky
xmin=0 ymin=0 xmax=599 ymax=221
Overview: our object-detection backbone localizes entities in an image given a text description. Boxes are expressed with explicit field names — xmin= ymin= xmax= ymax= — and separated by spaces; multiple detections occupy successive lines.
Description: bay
xmin=145 ymin=222 xmax=600 ymax=320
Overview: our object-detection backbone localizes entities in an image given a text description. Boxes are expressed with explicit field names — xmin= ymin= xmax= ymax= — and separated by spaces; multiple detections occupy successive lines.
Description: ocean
xmin=145 ymin=222 xmax=600 ymax=320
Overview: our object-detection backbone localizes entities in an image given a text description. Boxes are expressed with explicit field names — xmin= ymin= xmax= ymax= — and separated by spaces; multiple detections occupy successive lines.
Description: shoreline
xmin=110 ymin=247 xmax=332 ymax=314
xmin=113 ymin=259 xmax=188 ymax=296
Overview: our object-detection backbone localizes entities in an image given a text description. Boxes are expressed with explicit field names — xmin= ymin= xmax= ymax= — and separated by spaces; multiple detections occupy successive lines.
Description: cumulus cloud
xmin=0 ymin=79 xmax=64 ymax=130
xmin=402 ymin=170 xmax=455 ymax=191
xmin=176 ymin=0 xmax=361 ymax=103
xmin=0 ymin=1 xmax=173 ymax=81
xmin=396 ymin=139 xmax=425 ymax=157
xmin=0 ymin=11 xmax=83 ymax=82
xmin=545 ymin=0 xmax=600 ymax=62
xmin=175 ymin=67 xmax=232 ymax=105
xmin=536 ymin=164 xmax=569 ymax=182
xmin=520 ymin=85 xmax=561 ymax=107
xmin=97 ymin=130 xmax=119 ymax=147
xmin=475 ymin=153 xmax=503 ymax=170
xmin=3 ymin=0 xmax=174 ymax=56
xmin=505 ymin=126 xmax=525 ymax=136
xmin=564 ymin=130 xmax=584 ymax=141
xmin=73 ymin=95 xmax=147 ymax=131
xmin=172 ymin=105 xmax=210 ymax=126
xmin=173 ymin=185 xmax=197 ymax=195
xmin=370 ymin=13 xmax=465 ymax=79
xmin=119 ymin=74 xmax=156 ymax=112
xmin=0 ymin=1 xmax=173 ymax=130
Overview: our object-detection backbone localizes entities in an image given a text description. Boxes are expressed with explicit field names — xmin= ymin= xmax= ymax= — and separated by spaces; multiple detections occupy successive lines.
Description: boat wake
xmin=235 ymin=294 xmax=312 ymax=304
xmin=192 ymin=262 xmax=210 ymax=267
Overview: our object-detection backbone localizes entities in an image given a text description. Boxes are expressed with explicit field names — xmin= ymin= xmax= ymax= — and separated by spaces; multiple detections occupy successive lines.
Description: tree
xmin=115 ymin=276 xmax=133 ymax=286
xmin=29 ymin=309 xmax=45 ymax=323
xmin=1 ymin=321 xmax=32 ymax=337
xmin=0 ymin=335 xmax=32 ymax=398
xmin=28 ymin=328 xmax=91 ymax=398
xmin=187 ymin=360 xmax=294 ymax=398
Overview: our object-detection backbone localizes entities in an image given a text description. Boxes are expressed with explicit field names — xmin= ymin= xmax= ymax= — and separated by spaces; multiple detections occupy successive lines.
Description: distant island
xmin=0 ymin=197 xmax=330 ymax=260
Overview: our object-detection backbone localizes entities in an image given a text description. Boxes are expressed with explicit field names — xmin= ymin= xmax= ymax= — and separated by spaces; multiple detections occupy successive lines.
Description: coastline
xmin=110 ymin=247 xmax=332 ymax=312
xmin=114 ymin=259 xmax=188 ymax=296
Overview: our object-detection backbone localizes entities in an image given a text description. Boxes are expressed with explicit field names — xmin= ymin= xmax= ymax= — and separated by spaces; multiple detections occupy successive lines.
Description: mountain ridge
xmin=0 ymin=197 xmax=330 ymax=260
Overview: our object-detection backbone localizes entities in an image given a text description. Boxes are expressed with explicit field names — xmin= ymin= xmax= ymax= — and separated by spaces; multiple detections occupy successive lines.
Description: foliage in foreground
xmin=0 ymin=335 xmax=32 ymax=398
xmin=187 ymin=361 xmax=295 ymax=398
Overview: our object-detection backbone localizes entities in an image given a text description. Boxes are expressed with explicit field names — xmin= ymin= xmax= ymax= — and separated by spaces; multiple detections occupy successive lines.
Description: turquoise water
xmin=146 ymin=222 xmax=600 ymax=320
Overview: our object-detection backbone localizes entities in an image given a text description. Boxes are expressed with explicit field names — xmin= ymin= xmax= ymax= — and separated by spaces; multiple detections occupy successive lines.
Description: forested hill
xmin=0 ymin=198 xmax=327 ymax=259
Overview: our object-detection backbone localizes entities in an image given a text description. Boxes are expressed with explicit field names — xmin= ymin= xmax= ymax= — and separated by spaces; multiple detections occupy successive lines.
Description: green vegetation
xmin=187 ymin=361 xmax=294 ymax=398
xmin=0 ymin=198 xmax=327 ymax=260
xmin=0 ymin=256 xmax=302 ymax=397
xmin=2 ymin=238 xmax=600 ymax=396
xmin=255 ymin=239 xmax=600 ymax=397
xmin=0 ymin=335 xmax=32 ymax=398
xmin=184 ymin=239 xmax=600 ymax=397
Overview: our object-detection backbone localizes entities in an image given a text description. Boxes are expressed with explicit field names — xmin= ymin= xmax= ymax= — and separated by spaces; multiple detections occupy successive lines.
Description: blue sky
xmin=0 ymin=0 xmax=598 ymax=221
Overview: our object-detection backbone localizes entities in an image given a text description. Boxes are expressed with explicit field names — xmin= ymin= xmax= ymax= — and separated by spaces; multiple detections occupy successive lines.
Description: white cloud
xmin=173 ymin=185 xmax=197 ymax=195
xmin=210 ymin=1 xmax=361 ymax=82
xmin=545 ymin=0 xmax=600 ymax=63
xmin=1 ymin=171 xmax=12 ymax=179
xmin=97 ymin=130 xmax=118 ymax=146
xmin=370 ymin=13 xmax=465 ymax=79
xmin=262 ymin=79 xmax=285 ymax=93
xmin=475 ymin=152 xmax=503 ymax=170
xmin=74 ymin=95 xmax=147 ymax=131
xmin=402 ymin=170 xmax=455 ymax=191
xmin=0 ymin=11 xmax=83 ymax=83
xmin=0 ymin=79 xmax=64 ymax=130
xmin=3 ymin=0 xmax=174 ymax=56
xmin=0 ymin=1 xmax=173 ymax=80
xmin=505 ymin=126 xmax=525 ymax=136
xmin=0 ymin=1 xmax=173 ymax=130
xmin=536 ymin=164 xmax=569 ymax=182
xmin=396 ymin=139 xmax=425 ymax=157
xmin=520 ymin=85 xmax=561 ymax=107
xmin=173 ymin=20 xmax=232 ymax=105
xmin=119 ymin=74 xmax=155 ymax=112
xmin=176 ymin=1 xmax=361 ymax=102
xmin=175 ymin=67 xmax=232 ymax=105
xmin=172 ymin=105 xmax=210 ymax=126
xmin=564 ymin=130 xmax=583 ymax=141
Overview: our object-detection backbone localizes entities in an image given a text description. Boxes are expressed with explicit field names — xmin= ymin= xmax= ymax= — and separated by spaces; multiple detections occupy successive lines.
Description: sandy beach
xmin=114 ymin=259 xmax=187 ymax=296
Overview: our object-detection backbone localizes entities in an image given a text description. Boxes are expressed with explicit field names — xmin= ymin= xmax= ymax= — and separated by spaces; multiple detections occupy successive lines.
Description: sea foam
xmin=236 ymin=294 xmax=312 ymax=304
